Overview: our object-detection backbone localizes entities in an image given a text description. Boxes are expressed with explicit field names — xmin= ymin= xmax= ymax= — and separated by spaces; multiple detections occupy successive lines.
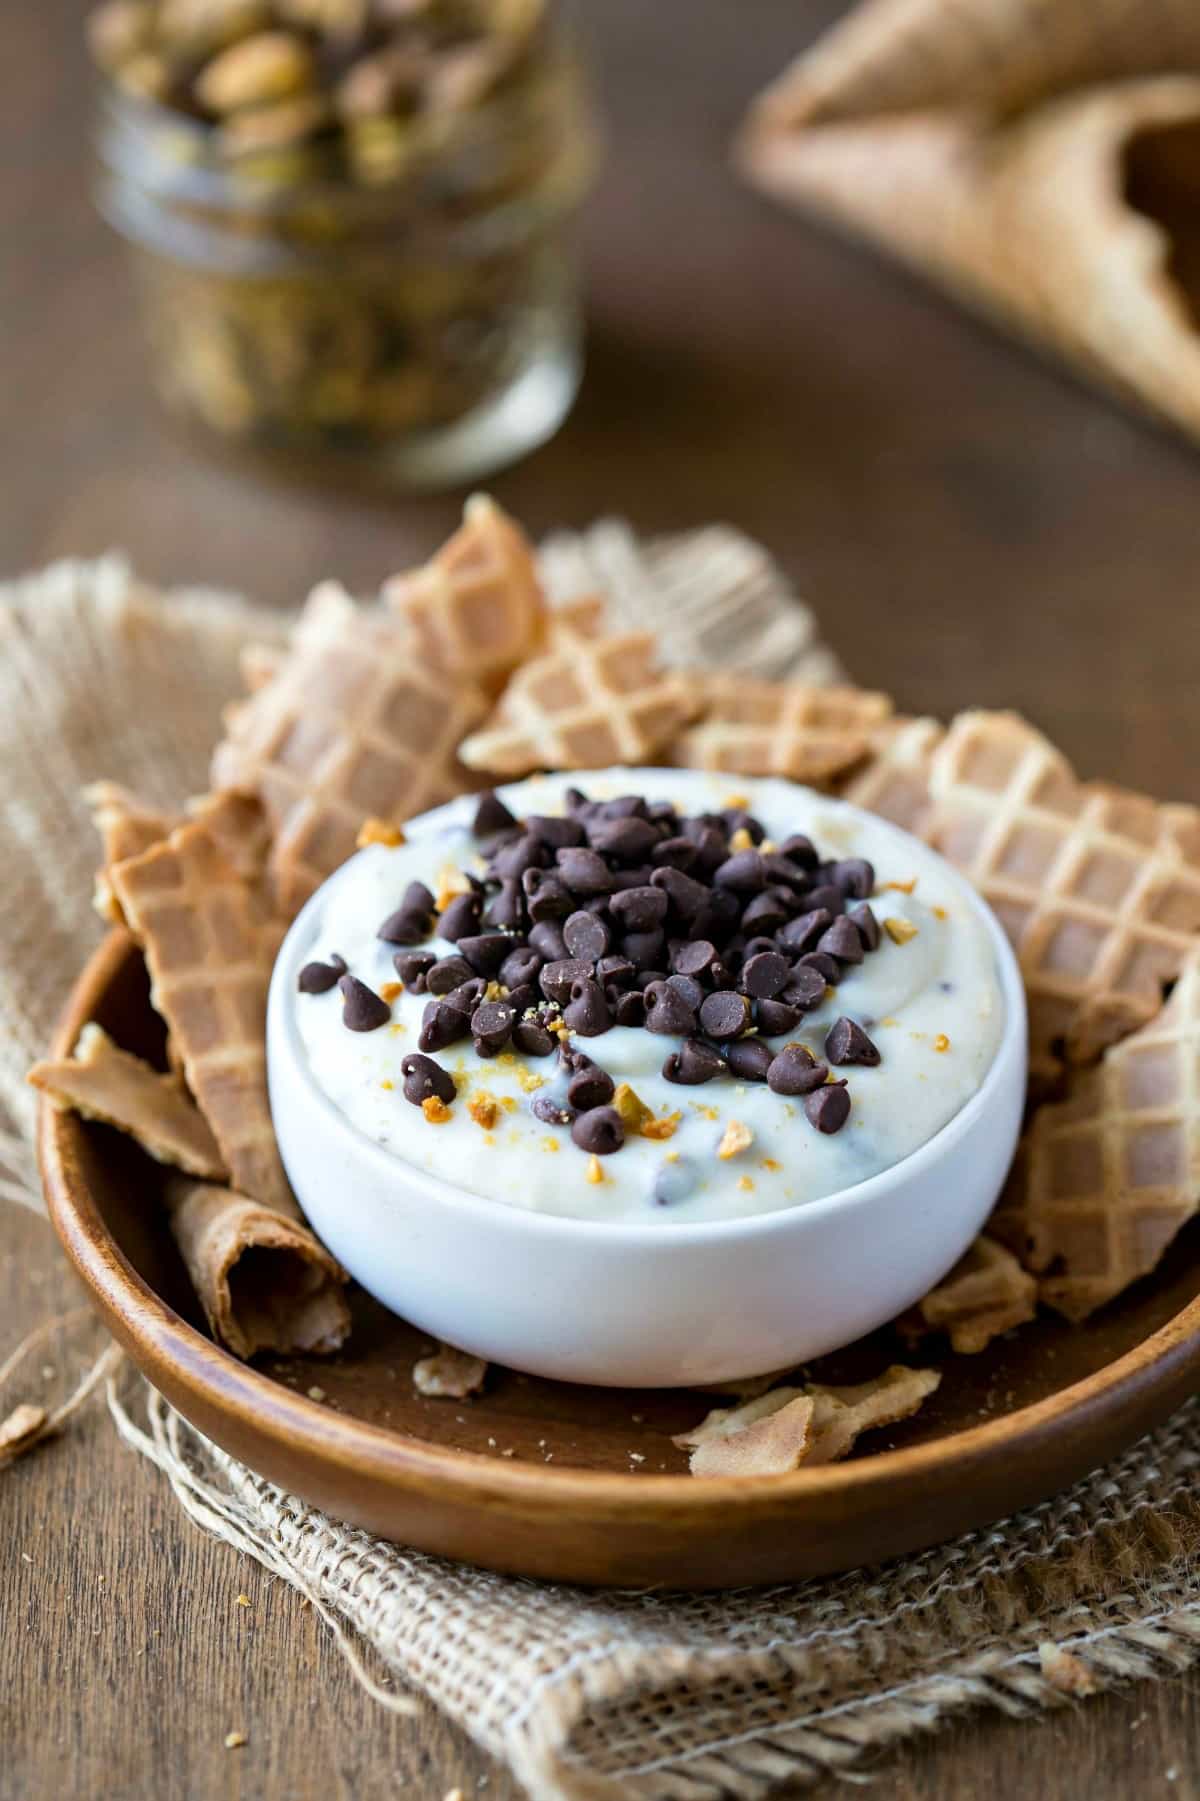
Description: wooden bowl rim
xmin=39 ymin=928 xmax=1200 ymax=1522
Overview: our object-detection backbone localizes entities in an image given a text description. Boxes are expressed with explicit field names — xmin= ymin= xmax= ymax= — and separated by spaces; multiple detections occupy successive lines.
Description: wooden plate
xmin=39 ymin=931 xmax=1200 ymax=1589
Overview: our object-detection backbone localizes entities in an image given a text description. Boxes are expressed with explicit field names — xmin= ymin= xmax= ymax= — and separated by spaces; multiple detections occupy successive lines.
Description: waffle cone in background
xmin=750 ymin=0 xmax=1200 ymax=129
xmin=897 ymin=1233 xmax=1038 ymax=1353
xmin=671 ymin=678 xmax=891 ymax=785
xmin=84 ymin=782 xmax=176 ymax=924
xmin=213 ymin=582 xmax=488 ymax=916
xmin=990 ymin=949 xmax=1200 ymax=1320
xmin=165 ymin=1178 xmax=349 ymax=1360
xmin=384 ymin=495 xmax=546 ymax=695
xmin=926 ymin=710 xmax=1200 ymax=1090
xmin=838 ymin=716 xmax=943 ymax=835
xmin=739 ymin=78 xmax=1200 ymax=445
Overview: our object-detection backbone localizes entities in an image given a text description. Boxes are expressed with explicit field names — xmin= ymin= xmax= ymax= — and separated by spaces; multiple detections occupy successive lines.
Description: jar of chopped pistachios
xmin=90 ymin=0 xmax=598 ymax=485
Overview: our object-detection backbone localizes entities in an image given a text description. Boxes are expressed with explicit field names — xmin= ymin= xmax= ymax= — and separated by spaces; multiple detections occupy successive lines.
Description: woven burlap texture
xmin=2 ymin=550 xmax=1199 ymax=1801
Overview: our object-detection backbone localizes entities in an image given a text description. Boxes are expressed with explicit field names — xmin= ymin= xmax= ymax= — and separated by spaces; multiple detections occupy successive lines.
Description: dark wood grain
xmin=3 ymin=0 xmax=1200 ymax=1791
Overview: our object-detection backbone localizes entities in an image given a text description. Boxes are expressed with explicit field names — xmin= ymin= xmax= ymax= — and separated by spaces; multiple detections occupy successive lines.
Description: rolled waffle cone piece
xmin=28 ymin=1022 xmax=226 ymax=1180
xmin=739 ymin=77 xmax=1200 ymax=445
xmin=750 ymin=0 xmax=1200 ymax=130
xmin=166 ymin=1178 xmax=350 ymax=1360
xmin=897 ymin=1233 xmax=1037 ymax=1352
xmin=212 ymin=581 xmax=488 ymax=916
xmin=458 ymin=606 xmax=698 ymax=778
xmin=384 ymin=495 xmax=546 ymax=694
xmin=670 ymin=677 xmax=891 ymax=785
xmin=990 ymin=950 xmax=1200 ymax=1320
xmin=108 ymin=809 xmax=296 ymax=1217
xmin=84 ymin=781 xmax=175 ymax=923
xmin=926 ymin=710 xmax=1200 ymax=1087
xmin=839 ymin=716 xmax=943 ymax=834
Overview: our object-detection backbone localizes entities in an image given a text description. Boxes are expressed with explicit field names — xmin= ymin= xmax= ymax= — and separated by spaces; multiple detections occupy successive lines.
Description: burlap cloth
xmin=2 ymin=546 xmax=1199 ymax=1800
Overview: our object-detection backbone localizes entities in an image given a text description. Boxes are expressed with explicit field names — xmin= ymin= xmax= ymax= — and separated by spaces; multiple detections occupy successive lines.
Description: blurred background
xmin=3 ymin=0 xmax=1199 ymax=795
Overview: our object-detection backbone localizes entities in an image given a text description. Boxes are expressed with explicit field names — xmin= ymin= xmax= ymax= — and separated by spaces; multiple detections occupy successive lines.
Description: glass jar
xmin=92 ymin=7 xmax=597 ymax=487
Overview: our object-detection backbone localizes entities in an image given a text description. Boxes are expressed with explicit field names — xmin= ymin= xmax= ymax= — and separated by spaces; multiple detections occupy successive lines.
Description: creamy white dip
xmin=288 ymin=769 xmax=1004 ymax=1223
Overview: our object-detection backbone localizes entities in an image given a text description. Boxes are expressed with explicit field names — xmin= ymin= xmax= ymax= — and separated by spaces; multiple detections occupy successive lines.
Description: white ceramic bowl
xmin=267 ymin=798 xmax=1027 ymax=1389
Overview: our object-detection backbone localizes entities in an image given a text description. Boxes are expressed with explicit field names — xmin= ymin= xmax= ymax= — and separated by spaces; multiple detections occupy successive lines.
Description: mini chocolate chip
xmin=376 ymin=908 xmax=430 ymax=945
xmin=806 ymin=1081 xmax=851 ymax=1133
xmin=540 ymin=957 xmax=595 ymax=1005
xmin=512 ymin=1017 xmax=556 ymax=1057
xmin=567 ymin=1064 xmax=615 ymax=1110
xmin=298 ymin=953 xmax=347 ymax=993
xmin=609 ymin=865 xmax=655 ymax=892
xmin=622 ymin=928 xmax=666 ymax=970
xmin=832 ymin=857 xmax=875 ymax=899
xmin=740 ymin=935 xmax=776 ymax=962
xmin=804 ymin=883 xmax=846 ymax=916
xmin=505 ymin=982 xmax=538 ymax=1018
xmin=472 ymin=790 xmax=519 ymax=840
xmin=708 ymin=957 xmax=736 ymax=991
xmin=632 ymin=968 xmax=668 ymax=989
xmin=456 ymin=932 xmax=513 ymax=977
xmin=598 ymin=793 xmax=649 ymax=820
xmin=777 ymin=833 xmax=819 ymax=870
xmin=402 ymin=880 xmax=435 ymax=916
xmin=651 ymin=835 xmax=699 ymax=871
xmin=642 ymin=980 xmax=698 ymax=1036
xmin=662 ymin=1038 xmax=725 ymax=1085
xmin=425 ymin=955 xmax=476 ymax=996
xmin=608 ymin=885 xmax=669 ymax=933
xmin=596 ymin=953 xmax=636 ymax=990
xmin=491 ymin=833 xmax=548 ymax=880
xmin=740 ymin=890 xmax=790 ymax=935
xmin=471 ymin=999 xmax=515 ymax=1057
xmin=435 ymin=891 xmax=482 ymax=943
xmin=698 ymin=990 xmax=751 ymax=1041
xmin=555 ymin=846 xmax=614 ymax=896
xmin=713 ymin=849 xmax=766 ymax=893
xmin=445 ymin=977 xmax=486 ymax=1015
xmin=653 ymin=1156 xmax=698 ymax=1204
xmin=525 ymin=813 xmax=585 ymax=849
xmin=850 ymin=903 xmax=881 ymax=952
xmin=681 ymin=822 xmax=728 ymax=877
xmin=825 ymin=1016 xmax=881 ymax=1066
xmin=587 ymin=816 xmax=659 ymax=862
xmin=393 ymin=950 xmax=435 ymax=991
xmin=667 ymin=972 xmax=705 ymax=1012
xmin=483 ymin=877 xmax=526 ymax=931
xmin=722 ymin=807 xmax=766 ymax=843
xmin=767 ymin=1042 xmax=829 ymax=1095
xmin=563 ymin=977 xmax=611 ymax=1037
xmin=418 ymin=999 xmax=470 ymax=1053
xmin=614 ymin=989 xmax=646 ymax=1028
xmin=741 ymin=950 xmax=791 ymax=999
xmin=796 ymin=950 xmax=841 ymax=984
xmin=522 ymin=868 xmax=574 ymax=921
xmin=817 ymin=917 xmax=865 ymax=966
xmin=779 ymin=908 xmax=835 ymax=952
xmin=781 ymin=964 xmax=828 ymax=1010
xmin=695 ymin=886 xmax=742 ymax=939
xmin=499 ymin=945 xmax=541 ymax=990
xmin=762 ymin=852 xmax=811 ymax=891
xmin=570 ymin=1105 xmax=625 ymax=1155
xmin=563 ymin=910 xmax=611 ymax=962
xmin=532 ymin=1094 xmax=574 ymax=1126
xmin=725 ymin=1037 xmax=773 ymax=1082
xmin=529 ymin=920 xmax=568 ymax=962
xmin=671 ymin=938 xmax=718 ymax=979
xmin=563 ymin=786 xmax=591 ymax=814
xmin=756 ymin=998 xmax=803 ymax=1036
xmin=400 ymin=1052 xmax=456 ymax=1107
xmin=338 ymin=974 xmax=391 ymax=1032
xmin=650 ymin=865 xmax=710 ymax=921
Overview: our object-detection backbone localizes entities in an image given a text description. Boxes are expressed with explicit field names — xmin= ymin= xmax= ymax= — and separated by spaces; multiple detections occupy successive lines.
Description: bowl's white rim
xmin=268 ymin=774 xmax=1029 ymax=1248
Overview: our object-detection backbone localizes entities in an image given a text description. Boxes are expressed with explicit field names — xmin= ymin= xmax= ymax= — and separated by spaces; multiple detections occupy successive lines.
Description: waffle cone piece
xmin=458 ymin=601 xmax=697 ymax=778
xmin=990 ymin=949 xmax=1200 ymax=1320
xmin=926 ymin=710 xmax=1200 ymax=1087
xmin=739 ymin=77 xmax=1200 ymax=445
xmin=751 ymin=0 xmax=1200 ymax=130
xmin=384 ymin=494 xmax=546 ymax=694
xmin=839 ymin=716 xmax=943 ymax=834
xmin=671 ymin=678 xmax=891 ymax=785
xmin=674 ymin=1365 xmax=941 ymax=1476
xmin=897 ymin=1233 xmax=1037 ymax=1352
xmin=84 ymin=781 xmax=175 ymax=924
xmin=213 ymin=581 xmax=488 ymax=916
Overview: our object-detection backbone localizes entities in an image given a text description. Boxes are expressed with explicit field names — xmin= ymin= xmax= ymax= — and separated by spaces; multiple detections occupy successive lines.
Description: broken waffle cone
xmin=839 ymin=715 xmax=943 ymax=835
xmin=749 ymin=0 xmax=1200 ymax=130
xmin=458 ymin=607 xmax=698 ymax=778
xmin=990 ymin=949 xmax=1200 ymax=1320
xmin=28 ymin=1022 xmax=226 ymax=1180
xmin=166 ymin=1178 xmax=350 ymax=1360
xmin=740 ymin=78 xmax=1200 ymax=446
xmin=384 ymin=494 xmax=546 ymax=694
xmin=212 ymin=581 xmax=488 ymax=916
xmin=896 ymin=1233 xmax=1037 ymax=1352
xmin=670 ymin=677 xmax=891 ymax=785
xmin=108 ymin=808 xmax=296 ymax=1217
xmin=926 ymin=710 xmax=1200 ymax=1087
xmin=84 ymin=781 xmax=175 ymax=923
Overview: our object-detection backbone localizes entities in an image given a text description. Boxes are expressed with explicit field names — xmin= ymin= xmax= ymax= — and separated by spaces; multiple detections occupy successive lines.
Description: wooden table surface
xmin=3 ymin=1 xmax=1200 ymax=1796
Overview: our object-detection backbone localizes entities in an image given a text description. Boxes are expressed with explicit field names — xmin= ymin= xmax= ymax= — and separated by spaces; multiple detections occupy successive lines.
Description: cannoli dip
xmin=287 ymin=769 xmax=1005 ymax=1223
